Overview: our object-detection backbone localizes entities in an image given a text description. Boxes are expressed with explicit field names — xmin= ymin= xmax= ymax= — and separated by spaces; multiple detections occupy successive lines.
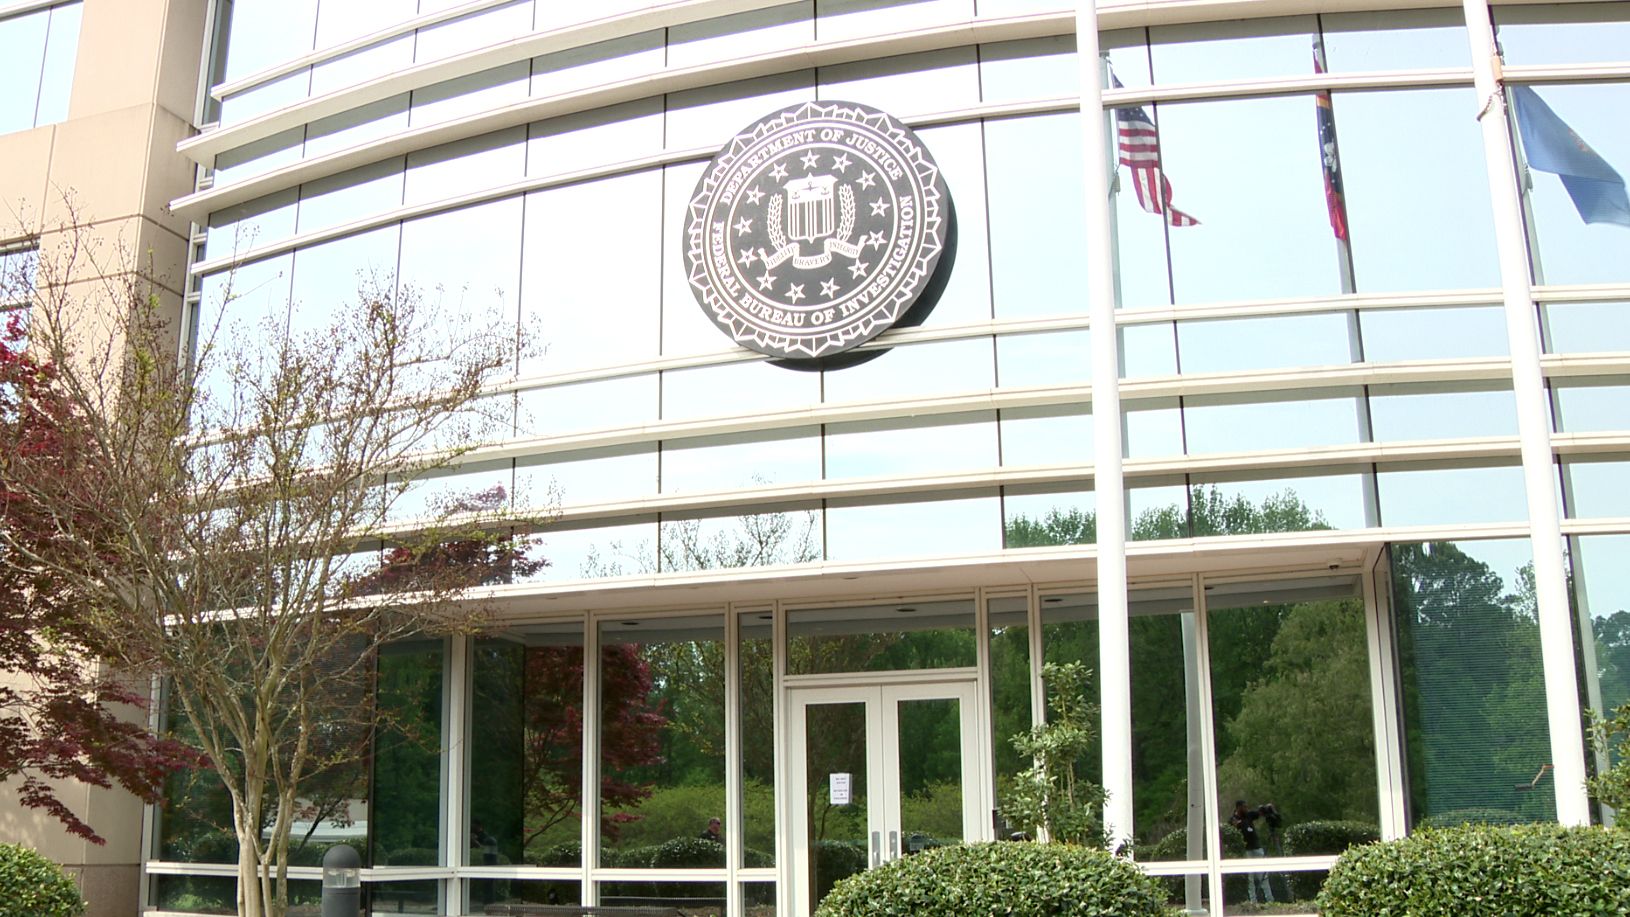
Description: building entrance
xmin=785 ymin=679 xmax=985 ymax=917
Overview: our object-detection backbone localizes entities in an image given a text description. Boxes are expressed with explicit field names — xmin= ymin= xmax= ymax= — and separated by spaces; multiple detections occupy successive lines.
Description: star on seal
xmin=682 ymin=101 xmax=953 ymax=361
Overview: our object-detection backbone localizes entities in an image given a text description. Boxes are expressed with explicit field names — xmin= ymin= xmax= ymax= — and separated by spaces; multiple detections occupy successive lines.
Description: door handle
xmin=888 ymin=830 xmax=899 ymax=861
xmin=870 ymin=831 xmax=880 ymax=868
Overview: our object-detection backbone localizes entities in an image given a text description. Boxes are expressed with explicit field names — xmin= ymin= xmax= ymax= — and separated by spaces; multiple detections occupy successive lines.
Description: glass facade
xmin=137 ymin=0 xmax=1630 ymax=913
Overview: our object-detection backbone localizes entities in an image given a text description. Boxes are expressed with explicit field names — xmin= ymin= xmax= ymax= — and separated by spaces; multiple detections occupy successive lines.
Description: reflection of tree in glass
xmin=581 ymin=509 xmax=819 ymax=577
xmin=1005 ymin=486 xmax=1329 ymax=548
xmin=1392 ymin=543 xmax=1553 ymax=824
xmin=805 ymin=702 xmax=869 ymax=903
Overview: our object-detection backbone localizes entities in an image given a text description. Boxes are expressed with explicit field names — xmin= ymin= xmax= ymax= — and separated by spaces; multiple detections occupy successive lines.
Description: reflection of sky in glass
xmin=1377 ymin=464 xmax=1528 ymax=526
xmin=1368 ymin=385 xmax=1518 ymax=441
xmin=1552 ymin=381 xmax=1630 ymax=433
xmin=998 ymin=331 xmax=1092 ymax=388
xmin=1184 ymin=392 xmax=1365 ymax=453
xmin=1177 ymin=312 xmax=1355 ymax=374
xmin=1191 ymin=471 xmax=1373 ymax=530
xmin=827 ymin=492 xmax=1001 ymax=561
xmin=661 ymin=428 xmax=821 ymax=492
xmin=985 ymin=113 xmax=1089 ymax=318
xmin=1337 ymin=88 xmax=1499 ymax=292
xmin=1158 ymin=96 xmax=1340 ymax=303
xmin=1321 ymin=9 xmax=1469 ymax=70
xmin=1149 ymin=16 xmax=1316 ymax=84
xmin=1545 ymin=302 xmax=1630 ymax=354
xmin=1496 ymin=4 xmax=1630 ymax=65
xmin=1361 ymin=306 xmax=1509 ymax=362
xmin=1001 ymin=406 xmax=1091 ymax=466
xmin=826 ymin=413 xmax=998 ymax=479
xmin=517 ymin=444 xmax=656 ymax=506
xmin=1564 ymin=459 xmax=1630 ymax=519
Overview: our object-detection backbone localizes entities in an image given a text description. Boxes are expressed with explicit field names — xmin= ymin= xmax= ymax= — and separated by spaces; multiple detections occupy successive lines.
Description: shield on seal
xmin=786 ymin=175 xmax=838 ymax=243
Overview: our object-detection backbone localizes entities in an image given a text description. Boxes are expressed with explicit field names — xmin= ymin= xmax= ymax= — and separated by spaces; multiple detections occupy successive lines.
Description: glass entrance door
xmin=787 ymin=681 xmax=982 ymax=917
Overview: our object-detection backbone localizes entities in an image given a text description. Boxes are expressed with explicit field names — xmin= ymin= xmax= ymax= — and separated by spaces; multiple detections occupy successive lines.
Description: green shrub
xmin=814 ymin=842 xmax=1170 ymax=917
xmin=648 ymin=837 xmax=726 ymax=868
xmin=812 ymin=840 xmax=868 ymax=902
xmin=0 ymin=844 xmax=86 ymax=917
xmin=1318 ymin=824 xmax=1630 ymax=917
xmin=1281 ymin=820 xmax=1379 ymax=856
xmin=1280 ymin=821 xmax=1378 ymax=899
xmin=1418 ymin=806 xmax=1523 ymax=828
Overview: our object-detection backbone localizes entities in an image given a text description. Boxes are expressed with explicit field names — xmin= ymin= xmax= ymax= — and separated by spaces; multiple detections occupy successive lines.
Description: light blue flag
xmin=1510 ymin=85 xmax=1630 ymax=228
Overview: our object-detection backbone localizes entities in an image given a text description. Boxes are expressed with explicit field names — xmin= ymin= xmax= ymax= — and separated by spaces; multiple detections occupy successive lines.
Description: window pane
xmin=516 ymin=443 xmax=656 ymax=507
xmin=1004 ymin=486 xmax=1095 ymax=547
xmin=0 ymin=9 xmax=48 ymax=134
xmin=35 ymin=2 xmax=82 ymax=126
xmin=1209 ymin=578 xmax=1377 ymax=862
xmin=515 ymin=375 xmax=657 ymax=439
xmin=825 ymin=412 xmax=998 ymax=480
xmin=658 ymin=509 xmax=822 ymax=572
xmin=660 ymin=361 xmax=821 ymax=421
xmin=740 ymin=612 xmax=777 ymax=864
xmin=1149 ymin=16 xmax=1317 ymax=85
xmin=1552 ymin=379 xmax=1630 ymax=433
xmin=987 ymin=595 xmax=1032 ymax=827
xmin=372 ymin=640 xmax=445 ymax=867
xmin=1378 ymin=463 xmax=1527 ymax=526
xmin=1337 ymin=88 xmax=1499 ymax=292
xmin=521 ymin=172 xmax=662 ymax=375
xmin=1188 ymin=474 xmax=1373 ymax=534
xmin=471 ymin=622 xmax=585 ymax=869
xmin=599 ymin=616 xmax=726 ymax=867
xmin=1176 ymin=312 xmax=1356 ymax=375
xmin=997 ymin=330 xmax=1091 ymax=388
xmin=1361 ymin=305 xmax=1509 ymax=361
xmin=1562 ymin=457 xmax=1630 ymax=518
xmin=985 ymin=113 xmax=1088 ymax=318
xmin=660 ymin=428 xmax=821 ymax=493
xmin=1184 ymin=390 xmax=1365 ymax=454
xmin=1496 ymin=3 xmax=1630 ymax=66
xmin=521 ymin=518 xmax=659 ymax=580
xmin=787 ymin=599 xmax=977 ymax=675
xmin=1367 ymin=383 xmax=1518 ymax=442
xmin=980 ymin=36 xmax=1078 ymax=103
xmin=1129 ymin=584 xmax=1210 ymax=862
xmin=1000 ymin=405 xmax=1091 ymax=467
xmin=1158 ymin=96 xmax=1342 ymax=304
xmin=1391 ymin=539 xmax=1555 ymax=825
xmin=826 ymin=491 xmax=1001 ymax=561
xmin=1569 ymin=536 xmax=1630 ymax=793
xmin=1320 ymin=9 xmax=1469 ymax=71
xmin=469 ymin=878 xmax=581 ymax=912
xmin=822 ymin=338 xmax=994 ymax=403
xmin=1544 ymin=300 xmax=1630 ymax=354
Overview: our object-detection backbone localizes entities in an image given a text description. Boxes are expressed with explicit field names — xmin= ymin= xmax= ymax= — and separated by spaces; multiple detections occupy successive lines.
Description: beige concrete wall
xmin=0 ymin=0 xmax=208 ymax=915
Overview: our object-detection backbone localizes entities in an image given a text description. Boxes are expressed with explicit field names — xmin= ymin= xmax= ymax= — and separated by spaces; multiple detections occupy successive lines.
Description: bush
xmin=1280 ymin=821 xmax=1378 ymax=899
xmin=1281 ymin=820 xmax=1379 ymax=856
xmin=0 ymin=844 xmax=86 ymax=917
xmin=1418 ymin=807 xmax=1523 ymax=828
xmin=648 ymin=836 xmax=726 ymax=869
xmin=1318 ymin=824 xmax=1630 ymax=917
xmin=814 ymin=842 xmax=1170 ymax=917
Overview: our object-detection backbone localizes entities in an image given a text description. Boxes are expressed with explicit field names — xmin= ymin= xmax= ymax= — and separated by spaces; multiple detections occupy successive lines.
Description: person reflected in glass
xmin=471 ymin=819 xmax=498 ymax=866
xmin=1230 ymin=800 xmax=1280 ymax=905
xmin=698 ymin=816 xmax=723 ymax=844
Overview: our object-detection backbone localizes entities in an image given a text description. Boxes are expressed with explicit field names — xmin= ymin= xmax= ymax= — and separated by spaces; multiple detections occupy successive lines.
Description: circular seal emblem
xmin=683 ymin=101 xmax=952 ymax=361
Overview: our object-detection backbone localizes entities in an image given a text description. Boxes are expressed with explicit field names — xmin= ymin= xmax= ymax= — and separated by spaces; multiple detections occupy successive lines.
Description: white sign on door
xmin=829 ymin=772 xmax=852 ymax=805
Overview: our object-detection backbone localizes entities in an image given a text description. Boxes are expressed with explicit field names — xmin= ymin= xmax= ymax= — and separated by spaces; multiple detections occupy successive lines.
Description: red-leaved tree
xmin=0 ymin=311 xmax=198 ymax=842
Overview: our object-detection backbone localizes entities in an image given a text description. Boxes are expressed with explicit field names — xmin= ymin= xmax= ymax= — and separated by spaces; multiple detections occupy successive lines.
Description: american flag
xmin=1111 ymin=75 xmax=1199 ymax=227
xmin=1313 ymin=37 xmax=1350 ymax=241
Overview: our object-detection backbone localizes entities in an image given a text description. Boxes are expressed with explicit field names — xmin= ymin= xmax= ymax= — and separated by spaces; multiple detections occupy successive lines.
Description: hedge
xmin=1318 ymin=824 xmax=1630 ymax=917
xmin=0 ymin=844 xmax=85 ymax=917
xmin=814 ymin=842 xmax=1170 ymax=917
